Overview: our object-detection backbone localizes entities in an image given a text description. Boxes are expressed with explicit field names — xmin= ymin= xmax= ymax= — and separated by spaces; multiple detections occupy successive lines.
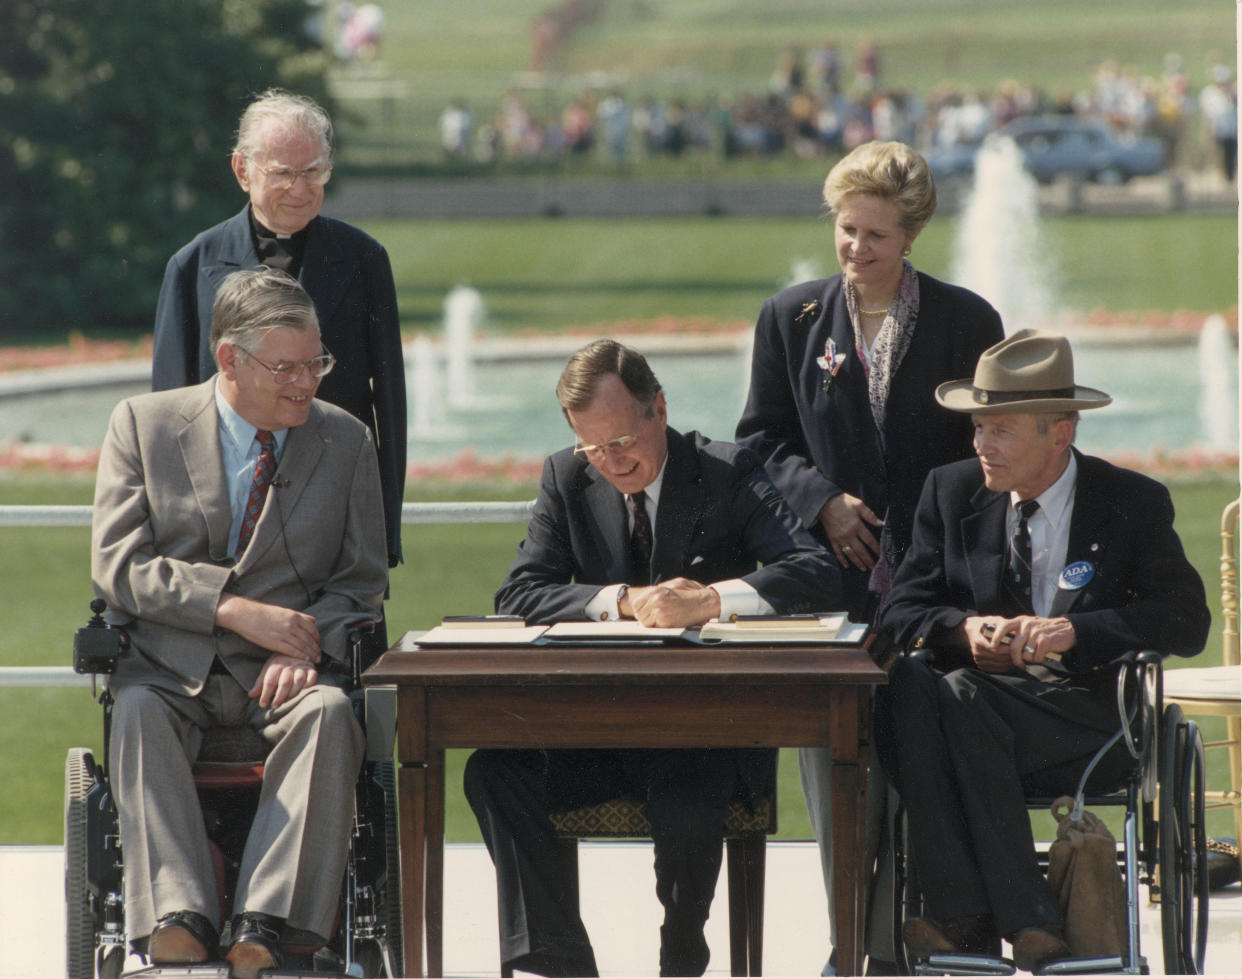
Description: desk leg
xmin=398 ymin=762 xmax=427 ymax=978
xmin=828 ymin=687 xmax=869 ymax=977
xmin=426 ymin=749 xmax=446 ymax=978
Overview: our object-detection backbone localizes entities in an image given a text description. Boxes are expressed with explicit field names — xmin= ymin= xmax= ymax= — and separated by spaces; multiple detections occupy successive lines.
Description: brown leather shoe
xmin=902 ymin=917 xmax=958 ymax=960
xmin=225 ymin=912 xmax=284 ymax=979
xmin=148 ymin=910 xmax=217 ymax=964
xmin=1012 ymin=926 xmax=1071 ymax=972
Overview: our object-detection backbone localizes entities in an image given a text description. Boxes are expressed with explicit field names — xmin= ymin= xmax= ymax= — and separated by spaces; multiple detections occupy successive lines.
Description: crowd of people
xmin=438 ymin=43 xmax=1239 ymax=180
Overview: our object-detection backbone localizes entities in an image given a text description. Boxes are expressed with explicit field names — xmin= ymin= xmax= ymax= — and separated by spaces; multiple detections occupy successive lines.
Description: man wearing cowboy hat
xmin=874 ymin=329 xmax=1209 ymax=971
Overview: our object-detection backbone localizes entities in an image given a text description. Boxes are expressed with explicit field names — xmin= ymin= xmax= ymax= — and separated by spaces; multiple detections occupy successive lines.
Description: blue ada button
xmin=1058 ymin=561 xmax=1094 ymax=590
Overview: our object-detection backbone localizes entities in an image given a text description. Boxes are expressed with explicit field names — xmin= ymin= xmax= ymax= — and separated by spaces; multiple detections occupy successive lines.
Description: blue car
xmin=927 ymin=114 xmax=1167 ymax=186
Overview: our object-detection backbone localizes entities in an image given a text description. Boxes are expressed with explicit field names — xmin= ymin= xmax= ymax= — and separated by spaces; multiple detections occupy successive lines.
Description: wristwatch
xmin=616 ymin=583 xmax=629 ymax=615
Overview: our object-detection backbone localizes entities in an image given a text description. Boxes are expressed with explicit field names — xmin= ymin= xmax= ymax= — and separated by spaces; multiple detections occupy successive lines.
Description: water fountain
xmin=1198 ymin=313 xmax=1240 ymax=452
xmin=443 ymin=284 xmax=485 ymax=411
xmin=408 ymin=334 xmax=463 ymax=440
xmin=948 ymin=134 xmax=1055 ymax=332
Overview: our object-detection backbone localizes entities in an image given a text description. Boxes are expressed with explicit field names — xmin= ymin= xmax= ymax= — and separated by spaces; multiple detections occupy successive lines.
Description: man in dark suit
xmin=876 ymin=330 xmax=1210 ymax=972
xmin=94 ymin=269 xmax=389 ymax=977
xmin=467 ymin=339 xmax=840 ymax=977
xmin=151 ymin=88 xmax=406 ymax=570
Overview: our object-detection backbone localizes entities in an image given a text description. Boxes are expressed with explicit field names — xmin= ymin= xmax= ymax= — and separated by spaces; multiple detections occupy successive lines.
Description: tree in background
xmin=0 ymin=0 xmax=333 ymax=337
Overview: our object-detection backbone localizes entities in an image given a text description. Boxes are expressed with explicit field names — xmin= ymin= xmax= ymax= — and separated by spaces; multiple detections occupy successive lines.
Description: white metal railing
xmin=0 ymin=499 xmax=535 ymax=685
xmin=0 ymin=500 xmax=535 ymax=527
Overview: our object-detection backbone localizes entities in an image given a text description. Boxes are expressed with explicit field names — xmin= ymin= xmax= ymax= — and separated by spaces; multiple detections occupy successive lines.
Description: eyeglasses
xmin=247 ymin=158 xmax=333 ymax=190
xmin=239 ymin=347 xmax=336 ymax=385
xmin=573 ymin=433 xmax=640 ymax=459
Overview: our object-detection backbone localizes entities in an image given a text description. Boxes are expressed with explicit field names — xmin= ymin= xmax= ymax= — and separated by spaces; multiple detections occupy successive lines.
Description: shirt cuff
xmin=710 ymin=579 xmax=774 ymax=621
xmin=585 ymin=584 xmax=625 ymax=621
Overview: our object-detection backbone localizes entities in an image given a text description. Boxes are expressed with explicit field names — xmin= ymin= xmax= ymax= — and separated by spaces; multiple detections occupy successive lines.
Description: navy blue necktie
xmin=1005 ymin=499 xmax=1040 ymax=614
xmin=629 ymin=490 xmax=653 ymax=586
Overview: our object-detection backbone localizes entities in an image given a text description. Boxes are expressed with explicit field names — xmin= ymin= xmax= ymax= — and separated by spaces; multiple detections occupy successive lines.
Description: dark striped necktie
xmin=628 ymin=490 xmax=653 ymax=586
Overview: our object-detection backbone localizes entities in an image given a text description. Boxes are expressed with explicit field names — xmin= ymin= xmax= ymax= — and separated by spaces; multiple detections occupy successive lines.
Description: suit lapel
xmin=1050 ymin=452 xmax=1111 ymax=617
xmin=177 ymin=382 xmax=233 ymax=562
xmin=237 ymin=406 xmax=328 ymax=567
xmin=201 ymin=208 xmax=260 ymax=293
xmin=584 ymin=467 xmax=631 ymax=584
xmin=300 ymin=219 xmax=350 ymax=326
xmin=962 ymin=482 xmax=1009 ymax=611
xmin=650 ymin=433 xmax=703 ymax=582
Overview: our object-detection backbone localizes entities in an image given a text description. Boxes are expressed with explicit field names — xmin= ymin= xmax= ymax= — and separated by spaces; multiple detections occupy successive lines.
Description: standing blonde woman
xmin=736 ymin=140 xmax=1003 ymax=974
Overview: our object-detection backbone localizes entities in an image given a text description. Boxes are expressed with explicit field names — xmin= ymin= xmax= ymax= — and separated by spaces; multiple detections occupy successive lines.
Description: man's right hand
xmin=214 ymin=593 xmax=321 ymax=663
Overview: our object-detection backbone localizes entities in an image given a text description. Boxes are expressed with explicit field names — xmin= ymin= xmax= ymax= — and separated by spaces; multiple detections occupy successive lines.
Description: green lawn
xmin=1 ymin=474 xmax=1237 ymax=845
xmin=362 ymin=212 xmax=1238 ymax=335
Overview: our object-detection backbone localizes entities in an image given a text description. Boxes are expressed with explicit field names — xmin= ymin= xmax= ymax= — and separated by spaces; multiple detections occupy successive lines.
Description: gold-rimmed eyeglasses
xmin=247 ymin=158 xmax=334 ymax=190
xmin=573 ymin=433 xmax=640 ymax=459
xmin=239 ymin=347 xmax=336 ymax=385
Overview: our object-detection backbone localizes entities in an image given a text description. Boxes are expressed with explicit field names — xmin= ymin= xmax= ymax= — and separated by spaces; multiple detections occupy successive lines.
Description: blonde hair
xmin=822 ymin=140 xmax=937 ymax=236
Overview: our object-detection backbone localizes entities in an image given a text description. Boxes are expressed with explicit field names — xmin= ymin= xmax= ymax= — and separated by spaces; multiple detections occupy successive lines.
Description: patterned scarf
xmin=843 ymin=259 xmax=920 ymax=432
xmin=843 ymin=259 xmax=920 ymax=607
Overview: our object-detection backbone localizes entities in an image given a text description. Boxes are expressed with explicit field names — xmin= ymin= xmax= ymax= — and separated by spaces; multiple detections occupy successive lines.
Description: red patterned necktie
xmin=628 ymin=489 xmax=653 ymax=586
xmin=235 ymin=430 xmax=277 ymax=558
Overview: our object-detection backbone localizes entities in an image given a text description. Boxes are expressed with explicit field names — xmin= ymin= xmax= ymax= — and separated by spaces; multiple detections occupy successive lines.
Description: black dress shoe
xmin=149 ymin=909 xmax=218 ymax=963
xmin=226 ymin=911 xmax=284 ymax=979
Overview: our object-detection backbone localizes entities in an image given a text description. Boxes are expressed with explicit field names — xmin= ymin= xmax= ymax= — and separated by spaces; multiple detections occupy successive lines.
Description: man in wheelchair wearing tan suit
xmin=91 ymin=268 xmax=388 ymax=977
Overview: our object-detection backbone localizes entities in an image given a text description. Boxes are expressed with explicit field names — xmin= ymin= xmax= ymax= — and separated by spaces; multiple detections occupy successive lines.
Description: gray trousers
xmin=109 ymin=676 xmax=365 ymax=942
xmin=798 ymin=744 xmax=897 ymax=965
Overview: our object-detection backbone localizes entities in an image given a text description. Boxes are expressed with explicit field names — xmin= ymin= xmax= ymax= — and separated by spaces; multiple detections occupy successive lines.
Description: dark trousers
xmin=875 ymin=657 xmax=1132 ymax=939
xmin=464 ymin=747 xmax=740 ymax=977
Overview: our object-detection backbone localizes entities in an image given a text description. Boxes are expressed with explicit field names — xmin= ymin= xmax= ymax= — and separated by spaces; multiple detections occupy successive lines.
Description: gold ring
xmin=841 ymin=545 xmax=852 ymax=554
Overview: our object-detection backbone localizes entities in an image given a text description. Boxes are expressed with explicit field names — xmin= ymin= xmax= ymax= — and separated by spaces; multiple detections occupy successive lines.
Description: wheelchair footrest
xmin=1037 ymin=955 xmax=1142 ymax=975
xmin=917 ymin=953 xmax=1016 ymax=976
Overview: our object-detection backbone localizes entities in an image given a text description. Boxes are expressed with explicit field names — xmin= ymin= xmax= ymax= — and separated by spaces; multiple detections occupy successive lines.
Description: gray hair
xmin=556 ymin=338 xmax=663 ymax=419
xmin=1036 ymin=410 xmax=1080 ymax=441
xmin=211 ymin=268 xmax=319 ymax=363
xmin=233 ymin=88 xmax=333 ymax=162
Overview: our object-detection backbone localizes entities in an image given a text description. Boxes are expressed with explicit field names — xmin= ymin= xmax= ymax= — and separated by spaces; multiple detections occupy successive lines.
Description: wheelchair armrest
xmin=362 ymin=686 xmax=398 ymax=762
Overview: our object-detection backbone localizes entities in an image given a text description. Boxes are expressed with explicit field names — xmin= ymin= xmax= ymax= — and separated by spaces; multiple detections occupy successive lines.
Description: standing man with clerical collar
xmin=152 ymin=88 xmax=406 ymax=573
xmin=468 ymin=338 xmax=840 ymax=977
xmin=875 ymin=329 xmax=1210 ymax=971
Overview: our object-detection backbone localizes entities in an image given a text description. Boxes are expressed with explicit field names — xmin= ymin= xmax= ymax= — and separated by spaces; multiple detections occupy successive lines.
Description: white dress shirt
xmin=1008 ymin=452 xmax=1077 ymax=617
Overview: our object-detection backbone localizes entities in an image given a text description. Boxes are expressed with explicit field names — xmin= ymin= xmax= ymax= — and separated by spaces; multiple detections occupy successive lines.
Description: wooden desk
xmin=363 ymin=633 xmax=888 ymax=977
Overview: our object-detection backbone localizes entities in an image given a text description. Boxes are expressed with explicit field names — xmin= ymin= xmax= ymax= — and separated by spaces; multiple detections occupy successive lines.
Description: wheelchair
xmin=891 ymin=649 xmax=1208 ymax=976
xmin=64 ymin=600 xmax=404 ymax=979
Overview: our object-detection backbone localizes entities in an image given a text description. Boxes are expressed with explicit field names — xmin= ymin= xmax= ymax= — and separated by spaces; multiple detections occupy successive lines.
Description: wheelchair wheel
xmin=65 ymin=748 xmax=98 ymax=979
xmin=352 ymin=760 xmax=404 ymax=977
xmin=378 ymin=760 xmax=404 ymax=977
xmin=1158 ymin=704 xmax=1209 ymax=975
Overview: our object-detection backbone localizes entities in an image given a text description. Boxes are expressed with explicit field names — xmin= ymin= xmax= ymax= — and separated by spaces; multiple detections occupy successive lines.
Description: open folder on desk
xmin=414 ymin=617 xmax=550 ymax=646
xmin=412 ymin=613 xmax=868 ymax=647
xmin=698 ymin=613 xmax=868 ymax=644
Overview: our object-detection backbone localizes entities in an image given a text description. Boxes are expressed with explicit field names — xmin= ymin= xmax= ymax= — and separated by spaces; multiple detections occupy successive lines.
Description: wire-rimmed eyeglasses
xmin=239 ymin=347 xmax=336 ymax=385
xmin=247 ymin=158 xmax=334 ymax=190
xmin=572 ymin=433 xmax=640 ymax=459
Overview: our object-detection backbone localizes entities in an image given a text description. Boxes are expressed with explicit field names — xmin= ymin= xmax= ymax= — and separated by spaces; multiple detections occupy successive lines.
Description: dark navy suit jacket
xmin=151 ymin=205 xmax=406 ymax=564
xmin=736 ymin=271 xmax=1003 ymax=617
xmin=881 ymin=450 xmax=1210 ymax=696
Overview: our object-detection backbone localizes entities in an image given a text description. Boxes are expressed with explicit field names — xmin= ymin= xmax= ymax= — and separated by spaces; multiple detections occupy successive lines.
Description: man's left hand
xmin=248 ymin=653 xmax=320 ymax=709
xmin=626 ymin=577 xmax=722 ymax=628
xmin=965 ymin=614 xmax=1076 ymax=672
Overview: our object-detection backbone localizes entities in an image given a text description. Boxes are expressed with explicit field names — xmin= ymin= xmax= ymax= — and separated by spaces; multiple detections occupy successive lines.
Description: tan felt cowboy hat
xmin=935 ymin=329 xmax=1112 ymax=414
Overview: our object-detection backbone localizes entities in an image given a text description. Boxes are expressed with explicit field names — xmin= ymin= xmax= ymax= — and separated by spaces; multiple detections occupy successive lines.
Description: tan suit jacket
xmin=91 ymin=378 xmax=389 ymax=695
